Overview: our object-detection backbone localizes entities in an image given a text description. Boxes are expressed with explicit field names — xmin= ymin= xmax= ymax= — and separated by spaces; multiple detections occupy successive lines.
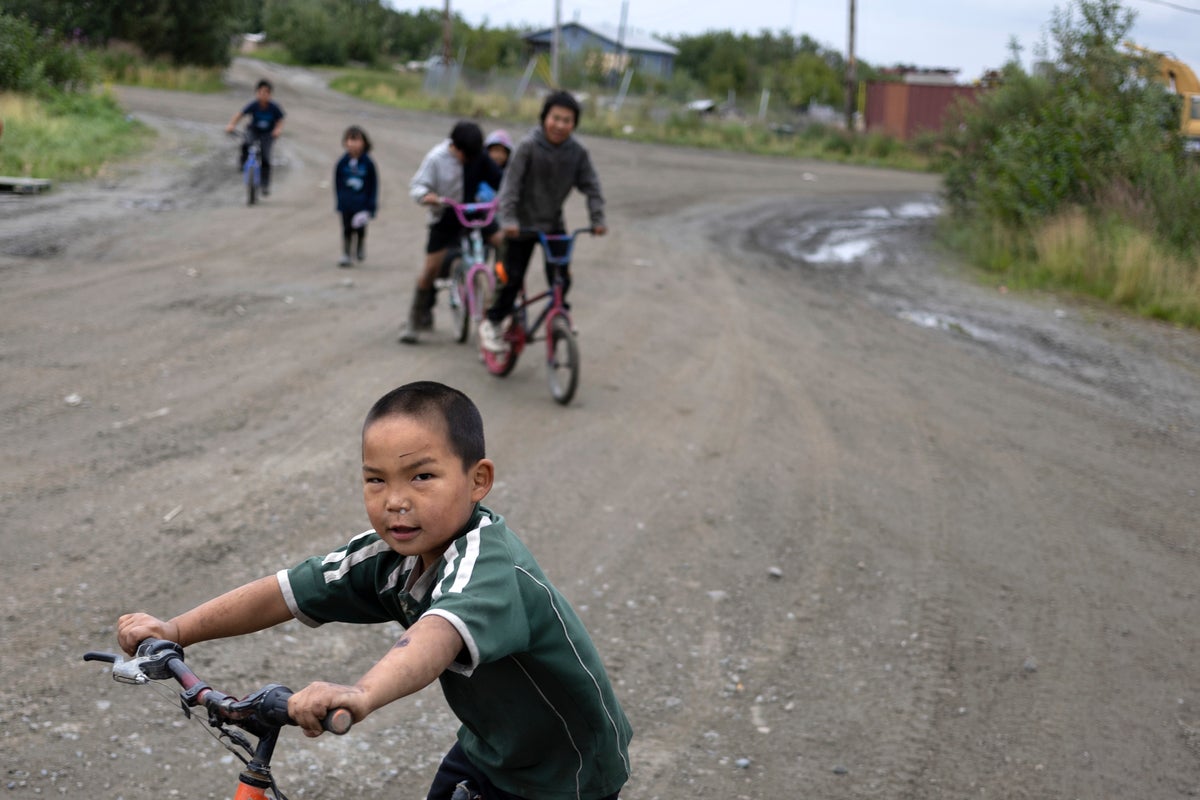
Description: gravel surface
xmin=2 ymin=59 xmax=1198 ymax=799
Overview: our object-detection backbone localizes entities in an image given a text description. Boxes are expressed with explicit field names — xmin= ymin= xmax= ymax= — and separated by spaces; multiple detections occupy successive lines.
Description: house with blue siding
xmin=523 ymin=21 xmax=677 ymax=79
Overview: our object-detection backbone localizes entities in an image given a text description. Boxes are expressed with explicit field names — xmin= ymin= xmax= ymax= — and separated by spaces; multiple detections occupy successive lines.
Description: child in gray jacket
xmin=478 ymin=91 xmax=606 ymax=353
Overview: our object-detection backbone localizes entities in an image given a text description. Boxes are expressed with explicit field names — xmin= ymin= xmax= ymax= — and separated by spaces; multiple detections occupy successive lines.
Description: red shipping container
xmin=865 ymin=81 xmax=985 ymax=140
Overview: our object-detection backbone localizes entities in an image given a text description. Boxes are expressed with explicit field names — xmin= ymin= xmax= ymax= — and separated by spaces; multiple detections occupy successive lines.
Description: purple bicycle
xmin=436 ymin=198 xmax=499 ymax=344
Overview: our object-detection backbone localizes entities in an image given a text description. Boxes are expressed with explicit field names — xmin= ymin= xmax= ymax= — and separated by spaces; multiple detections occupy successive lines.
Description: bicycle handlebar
xmin=438 ymin=198 xmax=498 ymax=228
xmin=83 ymin=639 xmax=352 ymax=736
xmin=517 ymin=228 xmax=595 ymax=267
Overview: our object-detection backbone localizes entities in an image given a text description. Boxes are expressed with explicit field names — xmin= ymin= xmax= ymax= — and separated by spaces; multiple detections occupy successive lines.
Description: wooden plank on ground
xmin=0 ymin=177 xmax=52 ymax=194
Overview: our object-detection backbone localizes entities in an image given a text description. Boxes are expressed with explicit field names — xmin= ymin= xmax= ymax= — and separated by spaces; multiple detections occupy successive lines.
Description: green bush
xmin=941 ymin=0 xmax=1187 ymax=236
xmin=0 ymin=12 xmax=92 ymax=93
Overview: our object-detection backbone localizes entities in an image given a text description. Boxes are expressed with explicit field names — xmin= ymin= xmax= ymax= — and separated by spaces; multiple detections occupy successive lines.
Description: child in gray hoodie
xmin=478 ymin=91 xmax=606 ymax=352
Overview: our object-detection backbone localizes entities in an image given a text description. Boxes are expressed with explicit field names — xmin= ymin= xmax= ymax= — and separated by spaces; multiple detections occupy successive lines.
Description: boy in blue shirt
xmin=226 ymin=79 xmax=285 ymax=196
xmin=116 ymin=381 xmax=632 ymax=800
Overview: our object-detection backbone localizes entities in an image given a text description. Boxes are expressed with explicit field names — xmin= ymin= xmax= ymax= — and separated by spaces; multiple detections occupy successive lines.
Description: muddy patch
xmin=742 ymin=193 xmax=1200 ymax=434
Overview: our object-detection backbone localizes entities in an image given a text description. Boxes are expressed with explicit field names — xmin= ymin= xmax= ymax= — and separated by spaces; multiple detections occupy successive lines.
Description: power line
xmin=1130 ymin=0 xmax=1200 ymax=15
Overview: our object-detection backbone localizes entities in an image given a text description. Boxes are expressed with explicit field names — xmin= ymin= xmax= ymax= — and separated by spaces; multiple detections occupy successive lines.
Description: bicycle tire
xmin=482 ymin=324 xmax=521 ymax=376
xmin=471 ymin=267 xmax=494 ymax=324
xmin=547 ymin=316 xmax=579 ymax=404
xmin=448 ymin=258 xmax=470 ymax=343
xmin=246 ymin=158 xmax=257 ymax=206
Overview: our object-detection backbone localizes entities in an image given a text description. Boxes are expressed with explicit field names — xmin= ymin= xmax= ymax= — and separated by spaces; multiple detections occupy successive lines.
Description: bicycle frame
xmin=240 ymin=131 xmax=262 ymax=205
xmin=516 ymin=229 xmax=586 ymax=350
xmin=481 ymin=228 xmax=591 ymax=404
xmin=244 ymin=144 xmax=261 ymax=185
xmin=441 ymin=198 xmax=498 ymax=342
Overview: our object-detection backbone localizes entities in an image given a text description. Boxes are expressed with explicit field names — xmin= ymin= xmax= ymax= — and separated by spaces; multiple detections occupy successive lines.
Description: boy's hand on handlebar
xmin=288 ymin=681 xmax=367 ymax=737
xmin=116 ymin=613 xmax=179 ymax=656
xmin=592 ymin=224 xmax=607 ymax=236
xmin=502 ymin=225 xmax=520 ymax=239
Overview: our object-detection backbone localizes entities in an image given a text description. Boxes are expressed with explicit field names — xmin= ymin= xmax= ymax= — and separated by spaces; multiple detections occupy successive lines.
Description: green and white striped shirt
xmin=278 ymin=505 xmax=632 ymax=800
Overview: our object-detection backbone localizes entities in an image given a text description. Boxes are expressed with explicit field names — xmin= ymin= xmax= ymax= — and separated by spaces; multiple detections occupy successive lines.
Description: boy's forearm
xmin=170 ymin=575 xmax=293 ymax=646
xmin=356 ymin=615 xmax=462 ymax=712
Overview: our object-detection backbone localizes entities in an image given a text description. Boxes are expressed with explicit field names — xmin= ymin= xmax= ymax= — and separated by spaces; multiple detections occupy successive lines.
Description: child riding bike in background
xmin=401 ymin=122 xmax=505 ymax=344
xmin=115 ymin=381 xmax=632 ymax=800
xmin=226 ymin=79 xmax=285 ymax=196
xmin=479 ymin=92 xmax=606 ymax=353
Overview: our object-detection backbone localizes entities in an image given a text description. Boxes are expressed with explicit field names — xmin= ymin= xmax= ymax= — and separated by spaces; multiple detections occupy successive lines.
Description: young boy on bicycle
xmin=116 ymin=381 xmax=632 ymax=800
xmin=401 ymin=122 xmax=505 ymax=344
xmin=225 ymin=79 xmax=285 ymax=196
xmin=478 ymin=91 xmax=606 ymax=353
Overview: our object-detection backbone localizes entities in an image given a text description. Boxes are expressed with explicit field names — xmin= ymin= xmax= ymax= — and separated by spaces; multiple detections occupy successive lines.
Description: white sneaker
xmin=478 ymin=318 xmax=508 ymax=353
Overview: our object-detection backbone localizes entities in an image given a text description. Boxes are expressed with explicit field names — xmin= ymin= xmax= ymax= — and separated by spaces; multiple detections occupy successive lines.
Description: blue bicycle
xmin=231 ymin=130 xmax=262 ymax=205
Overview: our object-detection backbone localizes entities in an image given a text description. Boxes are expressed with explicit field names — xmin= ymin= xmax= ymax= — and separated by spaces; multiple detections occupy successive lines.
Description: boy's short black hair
xmin=256 ymin=79 xmax=273 ymax=93
xmin=450 ymin=121 xmax=484 ymax=161
xmin=540 ymin=90 xmax=581 ymax=126
xmin=343 ymin=124 xmax=372 ymax=153
xmin=364 ymin=381 xmax=485 ymax=468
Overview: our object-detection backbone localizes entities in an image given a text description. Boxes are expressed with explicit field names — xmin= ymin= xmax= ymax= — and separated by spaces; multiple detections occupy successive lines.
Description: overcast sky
xmin=383 ymin=0 xmax=1200 ymax=82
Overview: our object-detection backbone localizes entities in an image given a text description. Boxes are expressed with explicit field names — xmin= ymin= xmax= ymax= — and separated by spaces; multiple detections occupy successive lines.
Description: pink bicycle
xmin=482 ymin=228 xmax=593 ymax=405
xmin=437 ymin=198 xmax=499 ymax=344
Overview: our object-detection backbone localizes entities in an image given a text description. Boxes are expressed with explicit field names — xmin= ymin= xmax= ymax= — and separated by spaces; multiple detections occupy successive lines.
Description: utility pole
xmin=442 ymin=0 xmax=452 ymax=64
xmin=844 ymin=0 xmax=856 ymax=131
xmin=552 ymin=0 xmax=561 ymax=87
xmin=616 ymin=0 xmax=629 ymax=84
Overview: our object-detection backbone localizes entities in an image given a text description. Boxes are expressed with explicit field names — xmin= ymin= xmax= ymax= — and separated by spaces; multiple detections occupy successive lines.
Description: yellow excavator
xmin=1128 ymin=43 xmax=1200 ymax=153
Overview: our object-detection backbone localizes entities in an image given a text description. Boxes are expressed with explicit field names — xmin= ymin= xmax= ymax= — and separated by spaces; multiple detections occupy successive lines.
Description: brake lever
xmin=83 ymin=651 xmax=150 ymax=685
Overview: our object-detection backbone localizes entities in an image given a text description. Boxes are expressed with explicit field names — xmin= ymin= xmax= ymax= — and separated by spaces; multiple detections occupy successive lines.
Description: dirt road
xmin=2 ymin=60 xmax=1198 ymax=799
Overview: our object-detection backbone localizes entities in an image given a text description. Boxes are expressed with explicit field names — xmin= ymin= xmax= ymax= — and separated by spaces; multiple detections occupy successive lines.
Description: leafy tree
xmin=0 ymin=0 xmax=118 ymax=42
xmin=0 ymin=11 xmax=92 ymax=91
xmin=941 ymin=0 xmax=1195 ymax=249
xmin=0 ymin=0 xmax=237 ymax=65
xmin=263 ymin=0 xmax=346 ymax=64
xmin=122 ymin=0 xmax=240 ymax=65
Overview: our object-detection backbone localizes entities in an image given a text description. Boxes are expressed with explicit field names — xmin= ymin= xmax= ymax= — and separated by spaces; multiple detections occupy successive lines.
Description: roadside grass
xmin=96 ymin=51 xmax=226 ymax=92
xmin=940 ymin=210 xmax=1200 ymax=329
xmin=0 ymin=91 xmax=152 ymax=181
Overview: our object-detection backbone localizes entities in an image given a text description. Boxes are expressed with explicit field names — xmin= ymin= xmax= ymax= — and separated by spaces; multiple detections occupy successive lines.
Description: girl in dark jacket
xmin=333 ymin=126 xmax=379 ymax=267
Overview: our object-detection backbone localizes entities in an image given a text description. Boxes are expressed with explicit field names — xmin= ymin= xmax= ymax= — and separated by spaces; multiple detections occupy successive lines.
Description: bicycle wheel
xmin=482 ymin=323 xmax=521 ymax=376
xmin=546 ymin=316 xmax=579 ymax=404
xmin=448 ymin=259 xmax=470 ymax=343
xmin=471 ymin=267 xmax=494 ymax=323
xmin=246 ymin=160 xmax=257 ymax=206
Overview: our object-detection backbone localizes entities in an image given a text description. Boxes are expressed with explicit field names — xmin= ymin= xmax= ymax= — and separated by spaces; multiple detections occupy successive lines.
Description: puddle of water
xmin=894 ymin=201 xmax=942 ymax=219
xmin=897 ymin=309 xmax=998 ymax=342
xmin=806 ymin=238 xmax=874 ymax=264
xmin=859 ymin=207 xmax=892 ymax=219
xmin=782 ymin=200 xmax=942 ymax=266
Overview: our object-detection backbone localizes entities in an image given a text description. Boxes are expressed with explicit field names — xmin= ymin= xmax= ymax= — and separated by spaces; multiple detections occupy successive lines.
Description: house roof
xmin=524 ymin=21 xmax=678 ymax=56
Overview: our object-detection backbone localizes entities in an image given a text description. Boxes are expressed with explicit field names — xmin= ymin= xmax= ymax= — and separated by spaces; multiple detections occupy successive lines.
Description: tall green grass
xmin=0 ymin=91 xmax=152 ymax=180
xmin=941 ymin=209 xmax=1200 ymax=328
xmin=97 ymin=50 xmax=226 ymax=92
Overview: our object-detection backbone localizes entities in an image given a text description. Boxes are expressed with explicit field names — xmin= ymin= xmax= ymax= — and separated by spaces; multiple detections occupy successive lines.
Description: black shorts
xmin=426 ymin=208 xmax=499 ymax=254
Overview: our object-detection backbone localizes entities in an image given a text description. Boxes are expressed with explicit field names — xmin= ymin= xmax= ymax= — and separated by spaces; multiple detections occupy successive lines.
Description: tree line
xmin=1 ymin=0 xmax=866 ymax=110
